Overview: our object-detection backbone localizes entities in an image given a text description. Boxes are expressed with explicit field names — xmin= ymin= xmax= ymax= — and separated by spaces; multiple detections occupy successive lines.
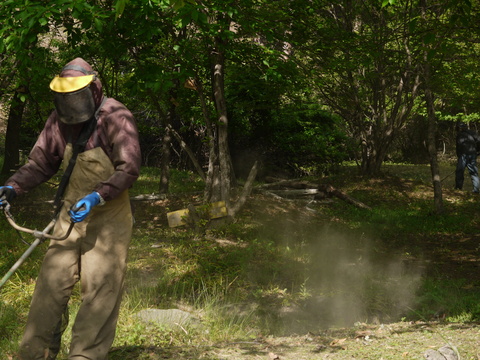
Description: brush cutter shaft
xmin=0 ymin=202 xmax=75 ymax=289
xmin=0 ymin=238 xmax=42 ymax=288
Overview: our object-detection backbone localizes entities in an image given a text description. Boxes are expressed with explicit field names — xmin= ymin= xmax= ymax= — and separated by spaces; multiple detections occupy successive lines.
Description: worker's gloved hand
xmin=68 ymin=192 xmax=101 ymax=223
xmin=0 ymin=186 xmax=16 ymax=207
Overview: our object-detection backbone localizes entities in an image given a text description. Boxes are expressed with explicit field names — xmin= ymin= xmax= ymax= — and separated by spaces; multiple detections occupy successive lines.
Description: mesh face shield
xmin=53 ymin=86 xmax=96 ymax=125
xmin=50 ymin=74 xmax=97 ymax=125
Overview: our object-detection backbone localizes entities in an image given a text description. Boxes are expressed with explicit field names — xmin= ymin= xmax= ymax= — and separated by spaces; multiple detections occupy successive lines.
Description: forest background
xmin=1 ymin=0 xmax=480 ymax=212
xmin=1 ymin=0 xmax=480 ymax=358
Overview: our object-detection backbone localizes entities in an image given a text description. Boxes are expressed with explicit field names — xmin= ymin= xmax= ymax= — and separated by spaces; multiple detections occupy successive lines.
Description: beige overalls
xmin=19 ymin=145 xmax=133 ymax=360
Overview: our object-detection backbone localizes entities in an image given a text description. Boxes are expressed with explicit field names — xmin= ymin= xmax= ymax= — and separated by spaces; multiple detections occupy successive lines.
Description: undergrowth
xmin=1 ymin=164 xmax=480 ymax=359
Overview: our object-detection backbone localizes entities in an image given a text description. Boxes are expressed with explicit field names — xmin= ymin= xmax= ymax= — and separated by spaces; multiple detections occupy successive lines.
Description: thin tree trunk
xmin=159 ymin=124 xmax=171 ymax=193
xmin=212 ymin=38 xmax=232 ymax=206
xmin=2 ymin=90 xmax=25 ymax=175
xmin=146 ymin=89 xmax=171 ymax=194
xmin=194 ymin=77 xmax=219 ymax=202
xmin=425 ymin=76 xmax=443 ymax=214
xmin=419 ymin=0 xmax=443 ymax=214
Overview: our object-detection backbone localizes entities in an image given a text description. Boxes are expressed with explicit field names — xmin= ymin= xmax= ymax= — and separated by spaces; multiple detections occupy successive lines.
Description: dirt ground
xmin=113 ymin=182 xmax=480 ymax=360
xmin=109 ymin=318 xmax=480 ymax=359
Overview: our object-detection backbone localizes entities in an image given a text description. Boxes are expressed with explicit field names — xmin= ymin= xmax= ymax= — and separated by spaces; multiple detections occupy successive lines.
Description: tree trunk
xmin=147 ymin=89 xmax=171 ymax=194
xmin=2 ymin=90 xmax=25 ymax=175
xmin=424 ymin=71 xmax=443 ymax=214
xmin=419 ymin=0 xmax=443 ymax=214
xmin=195 ymin=76 xmax=219 ymax=202
xmin=360 ymin=129 xmax=392 ymax=176
xmin=159 ymin=124 xmax=171 ymax=194
xmin=211 ymin=36 xmax=232 ymax=206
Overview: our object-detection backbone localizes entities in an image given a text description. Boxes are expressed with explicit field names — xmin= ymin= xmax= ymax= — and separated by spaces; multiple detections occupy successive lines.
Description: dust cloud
xmin=270 ymin=223 xmax=424 ymax=334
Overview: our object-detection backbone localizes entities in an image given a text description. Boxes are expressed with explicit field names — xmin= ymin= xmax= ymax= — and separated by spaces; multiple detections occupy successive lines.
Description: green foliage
xmin=381 ymin=0 xmax=396 ymax=7
xmin=437 ymin=112 xmax=480 ymax=125
xmin=1 ymin=0 xmax=480 ymax=180
xmin=270 ymin=107 xmax=350 ymax=175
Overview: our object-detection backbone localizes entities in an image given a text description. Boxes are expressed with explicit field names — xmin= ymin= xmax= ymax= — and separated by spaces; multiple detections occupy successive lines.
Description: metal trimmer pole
xmin=0 ymin=202 xmax=73 ymax=290
xmin=0 ymin=238 xmax=43 ymax=289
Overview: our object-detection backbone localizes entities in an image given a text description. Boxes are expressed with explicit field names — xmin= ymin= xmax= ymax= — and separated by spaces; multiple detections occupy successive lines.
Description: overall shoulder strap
xmin=53 ymin=97 xmax=108 ymax=212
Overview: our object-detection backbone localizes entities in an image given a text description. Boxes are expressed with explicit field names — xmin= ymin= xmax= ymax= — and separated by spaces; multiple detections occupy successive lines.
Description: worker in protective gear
xmin=2 ymin=58 xmax=141 ymax=359
xmin=455 ymin=122 xmax=480 ymax=193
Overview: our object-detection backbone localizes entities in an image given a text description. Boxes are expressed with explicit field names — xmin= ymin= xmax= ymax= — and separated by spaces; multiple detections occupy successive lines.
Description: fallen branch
xmin=229 ymin=160 xmax=259 ymax=217
xmin=263 ymin=189 xmax=325 ymax=198
xmin=166 ymin=124 xmax=206 ymax=181
xmin=318 ymin=184 xmax=371 ymax=210
xmin=256 ymin=179 xmax=371 ymax=210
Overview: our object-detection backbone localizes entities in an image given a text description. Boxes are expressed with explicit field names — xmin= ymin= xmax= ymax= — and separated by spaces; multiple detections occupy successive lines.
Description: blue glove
xmin=68 ymin=192 xmax=101 ymax=223
xmin=0 ymin=186 xmax=16 ymax=207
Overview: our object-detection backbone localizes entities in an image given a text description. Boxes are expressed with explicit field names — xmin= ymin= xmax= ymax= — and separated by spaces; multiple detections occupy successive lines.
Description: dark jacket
xmin=456 ymin=129 xmax=480 ymax=157
xmin=5 ymin=58 xmax=141 ymax=201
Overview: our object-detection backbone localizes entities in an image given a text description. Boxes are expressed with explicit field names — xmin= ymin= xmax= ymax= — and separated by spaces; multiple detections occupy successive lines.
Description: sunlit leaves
xmin=381 ymin=0 xmax=396 ymax=7
xmin=115 ymin=0 xmax=128 ymax=18
xmin=0 ymin=1 xmax=98 ymax=53
xmin=169 ymin=0 xmax=195 ymax=10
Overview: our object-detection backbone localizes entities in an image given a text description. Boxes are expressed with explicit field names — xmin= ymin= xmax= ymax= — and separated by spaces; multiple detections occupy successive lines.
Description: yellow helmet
xmin=49 ymin=74 xmax=95 ymax=93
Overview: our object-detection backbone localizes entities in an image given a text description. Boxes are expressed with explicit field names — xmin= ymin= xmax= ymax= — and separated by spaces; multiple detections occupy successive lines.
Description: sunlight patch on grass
xmin=131 ymin=167 xmax=204 ymax=196
xmin=2 ymin=165 xmax=480 ymax=358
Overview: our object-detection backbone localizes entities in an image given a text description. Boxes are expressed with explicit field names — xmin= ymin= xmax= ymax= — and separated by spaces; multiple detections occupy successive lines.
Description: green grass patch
xmin=1 ymin=163 xmax=480 ymax=358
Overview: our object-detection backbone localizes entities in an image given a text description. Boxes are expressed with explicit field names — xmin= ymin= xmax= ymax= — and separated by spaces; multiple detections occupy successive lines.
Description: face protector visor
xmin=50 ymin=75 xmax=96 ymax=125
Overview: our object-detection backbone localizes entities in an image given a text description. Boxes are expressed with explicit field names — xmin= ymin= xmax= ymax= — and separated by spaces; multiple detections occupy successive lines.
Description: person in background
xmin=0 ymin=57 xmax=141 ymax=359
xmin=455 ymin=122 xmax=480 ymax=194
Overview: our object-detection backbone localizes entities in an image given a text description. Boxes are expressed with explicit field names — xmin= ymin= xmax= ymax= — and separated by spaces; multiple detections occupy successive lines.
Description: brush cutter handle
xmin=2 ymin=202 xmax=74 ymax=241
xmin=0 ymin=202 xmax=76 ymax=289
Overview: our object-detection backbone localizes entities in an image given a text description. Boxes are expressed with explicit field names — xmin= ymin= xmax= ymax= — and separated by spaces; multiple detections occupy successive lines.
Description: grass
xmin=1 ymin=163 xmax=480 ymax=359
